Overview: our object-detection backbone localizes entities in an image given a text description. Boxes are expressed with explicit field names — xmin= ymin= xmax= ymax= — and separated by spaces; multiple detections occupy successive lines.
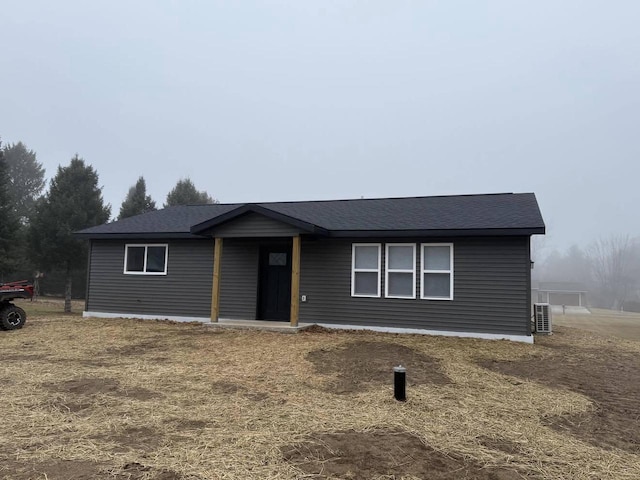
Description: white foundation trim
xmin=82 ymin=311 xmax=533 ymax=343
xmin=83 ymin=311 xmax=211 ymax=324
xmin=315 ymin=323 xmax=534 ymax=344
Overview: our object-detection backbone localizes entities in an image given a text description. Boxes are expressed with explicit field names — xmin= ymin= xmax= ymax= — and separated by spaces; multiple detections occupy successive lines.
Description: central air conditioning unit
xmin=534 ymin=303 xmax=552 ymax=334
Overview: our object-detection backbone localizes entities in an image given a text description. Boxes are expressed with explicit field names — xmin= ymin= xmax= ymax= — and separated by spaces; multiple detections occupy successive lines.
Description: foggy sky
xmin=1 ymin=1 xmax=639 ymax=253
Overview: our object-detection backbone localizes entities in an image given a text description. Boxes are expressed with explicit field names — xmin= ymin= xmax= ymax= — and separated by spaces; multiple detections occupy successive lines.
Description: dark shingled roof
xmin=76 ymin=192 xmax=545 ymax=239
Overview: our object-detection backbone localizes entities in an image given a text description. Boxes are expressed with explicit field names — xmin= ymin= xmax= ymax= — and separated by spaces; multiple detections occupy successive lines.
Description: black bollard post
xmin=394 ymin=365 xmax=406 ymax=401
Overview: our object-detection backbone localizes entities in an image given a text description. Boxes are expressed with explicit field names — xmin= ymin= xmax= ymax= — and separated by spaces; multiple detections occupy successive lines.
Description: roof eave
xmin=329 ymin=227 xmax=545 ymax=238
xmin=73 ymin=232 xmax=205 ymax=240
xmin=75 ymin=226 xmax=545 ymax=240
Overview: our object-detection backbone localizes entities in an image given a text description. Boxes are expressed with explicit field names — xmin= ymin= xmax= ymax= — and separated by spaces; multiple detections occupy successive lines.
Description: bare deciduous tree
xmin=587 ymin=235 xmax=639 ymax=310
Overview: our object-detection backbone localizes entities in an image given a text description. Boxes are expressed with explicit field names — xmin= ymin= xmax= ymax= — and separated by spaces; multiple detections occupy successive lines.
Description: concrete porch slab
xmin=206 ymin=318 xmax=315 ymax=333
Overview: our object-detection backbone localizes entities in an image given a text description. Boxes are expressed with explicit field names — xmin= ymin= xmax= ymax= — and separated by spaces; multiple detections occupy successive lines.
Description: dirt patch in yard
xmin=479 ymin=342 xmax=640 ymax=453
xmin=244 ymin=391 xmax=269 ymax=402
xmin=0 ymin=459 xmax=107 ymax=480
xmin=211 ymin=380 xmax=244 ymax=394
xmin=282 ymin=429 xmax=534 ymax=479
xmin=92 ymin=426 xmax=162 ymax=453
xmin=209 ymin=380 xmax=269 ymax=401
xmin=49 ymin=399 xmax=93 ymax=414
xmin=307 ymin=341 xmax=451 ymax=394
xmin=0 ymin=459 xmax=183 ymax=480
xmin=44 ymin=377 xmax=160 ymax=401
xmin=118 ymin=385 xmax=160 ymax=400
xmin=173 ymin=419 xmax=210 ymax=430
xmin=46 ymin=377 xmax=120 ymax=395
xmin=105 ymin=339 xmax=164 ymax=356
xmin=112 ymin=462 xmax=183 ymax=480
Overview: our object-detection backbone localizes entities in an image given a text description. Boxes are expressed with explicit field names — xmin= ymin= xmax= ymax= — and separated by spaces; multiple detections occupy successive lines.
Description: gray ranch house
xmin=76 ymin=193 xmax=545 ymax=343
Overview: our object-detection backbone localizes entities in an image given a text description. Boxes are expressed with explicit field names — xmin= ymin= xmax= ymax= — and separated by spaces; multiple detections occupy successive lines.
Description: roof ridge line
xmin=213 ymin=192 xmax=525 ymax=206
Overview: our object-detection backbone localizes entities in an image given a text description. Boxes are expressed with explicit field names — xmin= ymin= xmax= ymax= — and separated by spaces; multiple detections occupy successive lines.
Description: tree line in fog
xmin=533 ymin=236 xmax=640 ymax=312
xmin=0 ymin=139 xmax=216 ymax=311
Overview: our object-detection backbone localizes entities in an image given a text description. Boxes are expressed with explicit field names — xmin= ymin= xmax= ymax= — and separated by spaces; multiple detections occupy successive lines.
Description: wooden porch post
xmin=290 ymin=235 xmax=301 ymax=327
xmin=211 ymin=237 xmax=223 ymax=322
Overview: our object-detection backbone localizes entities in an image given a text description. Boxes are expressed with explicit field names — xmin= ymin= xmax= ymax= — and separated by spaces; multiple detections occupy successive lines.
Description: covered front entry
xmin=204 ymin=209 xmax=304 ymax=327
xmin=257 ymin=245 xmax=292 ymax=321
xmin=200 ymin=205 xmax=310 ymax=327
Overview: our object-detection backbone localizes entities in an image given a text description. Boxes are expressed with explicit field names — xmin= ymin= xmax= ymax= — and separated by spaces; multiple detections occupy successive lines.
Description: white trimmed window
xmin=421 ymin=243 xmax=453 ymax=300
xmin=124 ymin=244 xmax=168 ymax=275
xmin=351 ymin=243 xmax=381 ymax=297
xmin=385 ymin=244 xmax=416 ymax=299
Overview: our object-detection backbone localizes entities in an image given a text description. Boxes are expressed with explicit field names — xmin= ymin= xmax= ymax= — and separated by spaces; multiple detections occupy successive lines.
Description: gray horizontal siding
xmin=87 ymin=235 xmax=532 ymax=336
xmin=87 ymin=239 xmax=213 ymax=318
xmin=219 ymin=239 xmax=260 ymax=319
xmin=211 ymin=212 xmax=302 ymax=238
xmin=299 ymin=237 xmax=531 ymax=336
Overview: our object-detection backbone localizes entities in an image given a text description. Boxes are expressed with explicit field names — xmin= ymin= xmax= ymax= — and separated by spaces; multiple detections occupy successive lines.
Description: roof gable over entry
xmin=75 ymin=193 xmax=546 ymax=239
xmin=190 ymin=204 xmax=328 ymax=237
xmin=195 ymin=211 xmax=307 ymax=238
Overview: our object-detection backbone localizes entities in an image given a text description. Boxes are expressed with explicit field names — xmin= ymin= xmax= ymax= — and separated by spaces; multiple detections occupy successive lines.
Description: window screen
xmin=421 ymin=244 xmax=453 ymax=299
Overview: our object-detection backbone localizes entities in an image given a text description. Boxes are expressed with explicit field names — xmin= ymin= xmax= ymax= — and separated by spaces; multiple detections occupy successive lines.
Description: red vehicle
xmin=0 ymin=280 xmax=33 ymax=330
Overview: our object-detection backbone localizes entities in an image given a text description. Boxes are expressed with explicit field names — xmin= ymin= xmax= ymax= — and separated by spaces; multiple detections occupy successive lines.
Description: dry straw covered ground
xmin=1 ymin=300 xmax=640 ymax=479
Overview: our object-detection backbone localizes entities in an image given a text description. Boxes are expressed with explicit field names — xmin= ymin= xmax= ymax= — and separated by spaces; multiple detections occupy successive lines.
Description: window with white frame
xmin=351 ymin=244 xmax=381 ymax=297
xmin=421 ymin=243 xmax=453 ymax=300
xmin=124 ymin=244 xmax=168 ymax=275
xmin=385 ymin=244 xmax=416 ymax=298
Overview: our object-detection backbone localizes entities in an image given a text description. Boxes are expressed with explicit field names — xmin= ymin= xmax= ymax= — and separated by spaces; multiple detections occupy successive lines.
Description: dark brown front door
xmin=257 ymin=245 xmax=292 ymax=321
